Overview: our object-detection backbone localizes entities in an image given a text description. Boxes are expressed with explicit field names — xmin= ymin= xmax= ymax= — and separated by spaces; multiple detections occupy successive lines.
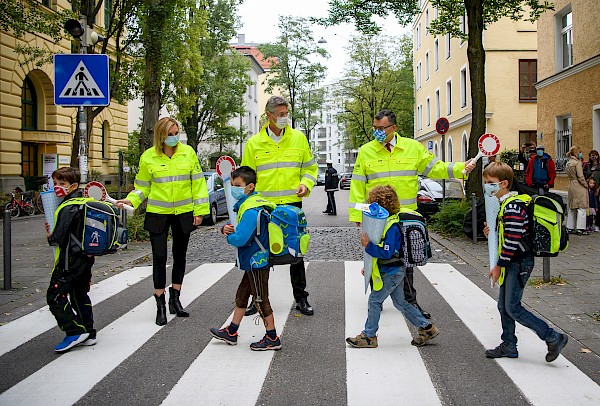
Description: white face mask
xmin=275 ymin=116 xmax=288 ymax=129
xmin=484 ymin=182 xmax=501 ymax=197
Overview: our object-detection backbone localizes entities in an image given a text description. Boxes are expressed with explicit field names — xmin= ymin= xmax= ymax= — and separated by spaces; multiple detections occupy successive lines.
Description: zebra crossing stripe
xmin=344 ymin=261 xmax=441 ymax=405
xmin=0 ymin=266 xmax=153 ymax=357
xmin=0 ymin=263 xmax=234 ymax=406
xmin=161 ymin=265 xmax=294 ymax=406
xmin=420 ymin=262 xmax=600 ymax=405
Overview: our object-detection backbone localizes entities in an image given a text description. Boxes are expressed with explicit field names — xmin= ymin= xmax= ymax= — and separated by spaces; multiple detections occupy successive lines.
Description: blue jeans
xmin=498 ymin=257 xmax=556 ymax=347
xmin=364 ymin=269 xmax=429 ymax=337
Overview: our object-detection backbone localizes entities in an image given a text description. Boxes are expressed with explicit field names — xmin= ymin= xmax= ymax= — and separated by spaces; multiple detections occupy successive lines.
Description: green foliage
xmin=498 ymin=148 xmax=519 ymax=166
xmin=127 ymin=207 xmax=150 ymax=242
xmin=528 ymin=275 xmax=567 ymax=288
xmin=89 ymin=169 xmax=102 ymax=182
xmin=121 ymin=131 xmax=142 ymax=175
xmin=428 ymin=200 xmax=470 ymax=237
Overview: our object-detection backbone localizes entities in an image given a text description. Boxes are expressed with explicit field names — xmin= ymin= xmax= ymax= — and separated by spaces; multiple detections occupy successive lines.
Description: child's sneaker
xmin=346 ymin=332 xmax=378 ymax=348
xmin=210 ymin=326 xmax=238 ymax=345
xmin=485 ymin=342 xmax=518 ymax=358
xmin=546 ymin=333 xmax=568 ymax=362
xmin=250 ymin=334 xmax=282 ymax=351
xmin=54 ymin=333 xmax=89 ymax=353
xmin=411 ymin=324 xmax=439 ymax=347
xmin=77 ymin=332 xmax=97 ymax=347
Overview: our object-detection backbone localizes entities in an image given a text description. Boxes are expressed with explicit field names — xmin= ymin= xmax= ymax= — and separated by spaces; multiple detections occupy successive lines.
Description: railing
xmin=555 ymin=127 xmax=571 ymax=172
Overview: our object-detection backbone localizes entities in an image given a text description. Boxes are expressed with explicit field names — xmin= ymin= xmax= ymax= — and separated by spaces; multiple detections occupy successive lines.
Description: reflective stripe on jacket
xmin=349 ymin=135 xmax=466 ymax=222
xmin=126 ymin=143 xmax=209 ymax=216
xmin=241 ymin=124 xmax=318 ymax=205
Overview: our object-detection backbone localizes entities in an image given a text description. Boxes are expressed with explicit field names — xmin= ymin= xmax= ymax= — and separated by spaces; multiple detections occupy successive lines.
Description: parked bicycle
xmin=4 ymin=188 xmax=36 ymax=217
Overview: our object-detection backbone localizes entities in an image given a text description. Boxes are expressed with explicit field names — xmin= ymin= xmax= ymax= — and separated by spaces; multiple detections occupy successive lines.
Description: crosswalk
xmin=0 ymin=261 xmax=598 ymax=406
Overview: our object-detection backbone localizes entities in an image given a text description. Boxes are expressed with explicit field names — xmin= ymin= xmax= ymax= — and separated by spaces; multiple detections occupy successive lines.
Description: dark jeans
xmin=326 ymin=191 xmax=337 ymax=214
xmin=47 ymin=267 xmax=95 ymax=336
xmin=286 ymin=201 xmax=309 ymax=301
xmin=148 ymin=214 xmax=192 ymax=289
xmin=403 ymin=266 xmax=417 ymax=304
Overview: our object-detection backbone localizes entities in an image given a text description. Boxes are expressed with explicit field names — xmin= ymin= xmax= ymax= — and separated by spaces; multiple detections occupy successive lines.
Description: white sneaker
xmin=76 ymin=336 xmax=97 ymax=347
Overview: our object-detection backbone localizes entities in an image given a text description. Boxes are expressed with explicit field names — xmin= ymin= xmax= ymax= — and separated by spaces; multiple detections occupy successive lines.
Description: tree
xmin=259 ymin=16 xmax=328 ymax=131
xmin=319 ymin=0 xmax=553 ymax=197
xmin=296 ymin=86 xmax=325 ymax=138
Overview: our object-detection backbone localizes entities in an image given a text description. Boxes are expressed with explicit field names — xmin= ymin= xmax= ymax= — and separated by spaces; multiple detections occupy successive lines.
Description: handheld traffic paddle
xmin=462 ymin=133 xmax=500 ymax=174
xmin=485 ymin=193 xmax=500 ymax=288
xmin=84 ymin=181 xmax=134 ymax=215
xmin=216 ymin=156 xmax=237 ymax=227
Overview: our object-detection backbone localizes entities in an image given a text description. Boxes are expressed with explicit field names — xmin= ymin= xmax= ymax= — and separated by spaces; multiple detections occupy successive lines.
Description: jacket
xmin=349 ymin=135 xmax=466 ymax=222
xmin=241 ymin=124 xmax=318 ymax=205
xmin=566 ymin=157 xmax=589 ymax=209
xmin=126 ymin=142 xmax=210 ymax=217
xmin=324 ymin=167 xmax=339 ymax=191
xmin=525 ymin=154 xmax=556 ymax=187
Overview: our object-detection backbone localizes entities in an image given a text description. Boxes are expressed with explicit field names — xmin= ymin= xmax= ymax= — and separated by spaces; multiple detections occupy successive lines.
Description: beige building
xmin=413 ymin=1 xmax=538 ymax=168
xmin=0 ymin=0 xmax=128 ymax=192
xmin=535 ymin=0 xmax=600 ymax=191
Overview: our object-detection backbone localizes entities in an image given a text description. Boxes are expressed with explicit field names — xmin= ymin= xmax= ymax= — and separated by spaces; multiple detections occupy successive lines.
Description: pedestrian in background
xmin=525 ymin=145 xmax=556 ymax=192
xmin=583 ymin=150 xmax=600 ymax=229
xmin=117 ymin=117 xmax=210 ymax=325
xmin=565 ymin=146 xmax=589 ymax=235
xmin=586 ymin=178 xmax=598 ymax=232
xmin=241 ymin=96 xmax=318 ymax=316
xmin=517 ymin=142 xmax=536 ymax=170
xmin=323 ymin=159 xmax=338 ymax=216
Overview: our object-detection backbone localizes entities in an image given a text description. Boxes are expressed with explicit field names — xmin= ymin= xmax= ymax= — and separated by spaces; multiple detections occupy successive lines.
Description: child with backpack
xmin=346 ymin=185 xmax=439 ymax=349
xmin=587 ymin=178 xmax=598 ymax=232
xmin=483 ymin=162 xmax=568 ymax=362
xmin=209 ymin=166 xmax=282 ymax=351
xmin=44 ymin=167 xmax=96 ymax=352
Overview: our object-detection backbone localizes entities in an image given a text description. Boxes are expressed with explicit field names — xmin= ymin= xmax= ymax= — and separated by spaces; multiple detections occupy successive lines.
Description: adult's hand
xmin=464 ymin=158 xmax=477 ymax=175
xmin=296 ymin=184 xmax=308 ymax=197
xmin=116 ymin=199 xmax=132 ymax=209
xmin=193 ymin=216 xmax=203 ymax=226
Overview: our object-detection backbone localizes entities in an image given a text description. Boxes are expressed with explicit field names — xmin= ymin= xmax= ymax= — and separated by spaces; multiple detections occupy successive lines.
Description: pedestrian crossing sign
xmin=54 ymin=54 xmax=110 ymax=106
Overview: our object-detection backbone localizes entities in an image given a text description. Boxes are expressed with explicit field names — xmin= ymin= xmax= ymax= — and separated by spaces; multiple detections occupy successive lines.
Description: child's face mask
xmin=484 ymin=182 xmax=501 ymax=197
xmin=231 ymin=186 xmax=246 ymax=201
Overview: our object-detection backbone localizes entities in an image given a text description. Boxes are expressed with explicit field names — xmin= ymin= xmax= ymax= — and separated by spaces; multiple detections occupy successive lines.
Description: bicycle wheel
xmin=35 ymin=194 xmax=44 ymax=214
xmin=4 ymin=202 xmax=21 ymax=217
xmin=23 ymin=203 xmax=35 ymax=216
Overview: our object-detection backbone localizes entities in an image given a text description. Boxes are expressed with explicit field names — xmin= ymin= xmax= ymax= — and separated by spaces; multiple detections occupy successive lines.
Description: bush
xmin=428 ymin=199 xmax=470 ymax=237
xmin=127 ymin=207 xmax=149 ymax=242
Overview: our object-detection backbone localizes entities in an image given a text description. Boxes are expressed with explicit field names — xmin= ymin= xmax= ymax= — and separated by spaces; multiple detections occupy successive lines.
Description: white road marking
xmin=0 ymin=266 xmax=153 ymax=357
xmin=344 ymin=261 xmax=441 ymax=405
xmin=0 ymin=263 xmax=233 ymax=406
xmin=420 ymin=262 xmax=600 ymax=406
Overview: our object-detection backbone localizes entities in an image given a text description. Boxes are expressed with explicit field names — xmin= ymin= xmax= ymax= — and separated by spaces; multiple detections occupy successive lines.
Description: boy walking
xmin=483 ymin=162 xmax=568 ymax=362
xmin=346 ymin=185 xmax=439 ymax=348
xmin=45 ymin=167 xmax=96 ymax=352
xmin=210 ymin=166 xmax=282 ymax=351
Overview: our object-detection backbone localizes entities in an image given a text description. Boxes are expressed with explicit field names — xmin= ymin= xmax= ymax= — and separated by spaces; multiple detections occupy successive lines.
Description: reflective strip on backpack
xmin=86 ymin=217 xmax=106 ymax=232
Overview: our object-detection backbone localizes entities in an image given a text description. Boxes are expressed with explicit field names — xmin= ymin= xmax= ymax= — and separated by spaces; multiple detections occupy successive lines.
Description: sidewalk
xmin=429 ymin=229 xmax=600 ymax=356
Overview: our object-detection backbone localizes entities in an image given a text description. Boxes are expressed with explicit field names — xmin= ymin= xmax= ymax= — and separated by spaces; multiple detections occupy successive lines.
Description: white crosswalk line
xmin=0 ymin=263 xmax=233 ymax=406
xmin=420 ymin=262 xmax=600 ymax=406
xmin=0 ymin=265 xmax=153 ymax=357
xmin=344 ymin=261 xmax=441 ymax=405
xmin=161 ymin=265 xmax=294 ymax=406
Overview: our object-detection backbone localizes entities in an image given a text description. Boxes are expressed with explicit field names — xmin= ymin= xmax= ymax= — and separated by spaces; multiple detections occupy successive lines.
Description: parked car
xmin=203 ymin=172 xmax=229 ymax=225
xmin=317 ymin=173 xmax=325 ymax=186
xmin=339 ymin=173 xmax=352 ymax=189
xmin=417 ymin=176 xmax=465 ymax=218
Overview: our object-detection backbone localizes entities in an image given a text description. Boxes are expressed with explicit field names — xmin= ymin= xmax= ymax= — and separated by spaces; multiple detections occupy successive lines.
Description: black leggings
xmin=149 ymin=215 xmax=191 ymax=289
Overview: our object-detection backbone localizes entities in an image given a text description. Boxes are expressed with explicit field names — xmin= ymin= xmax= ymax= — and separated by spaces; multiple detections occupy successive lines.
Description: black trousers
xmin=47 ymin=267 xmax=95 ymax=336
xmin=146 ymin=213 xmax=193 ymax=289
xmin=326 ymin=191 xmax=337 ymax=214
xmin=403 ymin=266 xmax=418 ymax=305
xmin=286 ymin=201 xmax=309 ymax=301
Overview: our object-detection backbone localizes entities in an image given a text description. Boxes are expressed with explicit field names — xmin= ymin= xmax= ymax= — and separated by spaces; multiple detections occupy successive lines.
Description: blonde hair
xmin=483 ymin=162 xmax=514 ymax=189
xmin=368 ymin=185 xmax=400 ymax=215
xmin=154 ymin=117 xmax=179 ymax=155
xmin=566 ymin=145 xmax=581 ymax=158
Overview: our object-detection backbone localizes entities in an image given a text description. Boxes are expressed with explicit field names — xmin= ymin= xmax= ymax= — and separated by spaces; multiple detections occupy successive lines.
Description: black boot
xmin=154 ymin=293 xmax=167 ymax=326
xmin=168 ymin=287 xmax=189 ymax=317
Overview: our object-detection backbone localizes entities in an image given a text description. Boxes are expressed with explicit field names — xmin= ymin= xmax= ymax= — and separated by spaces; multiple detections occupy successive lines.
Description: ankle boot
xmin=154 ymin=293 xmax=167 ymax=326
xmin=168 ymin=287 xmax=189 ymax=317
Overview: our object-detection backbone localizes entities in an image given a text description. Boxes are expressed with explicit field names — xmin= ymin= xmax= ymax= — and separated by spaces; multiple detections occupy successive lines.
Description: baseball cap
xmin=536 ymin=145 xmax=545 ymax=150
xmin=326 ymin=159 xmax=332 ymax=164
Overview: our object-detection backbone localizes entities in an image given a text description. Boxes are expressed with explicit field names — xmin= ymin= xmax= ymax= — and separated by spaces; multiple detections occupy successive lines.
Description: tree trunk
xmin=465 ymin=0 xmax=486 ymax=199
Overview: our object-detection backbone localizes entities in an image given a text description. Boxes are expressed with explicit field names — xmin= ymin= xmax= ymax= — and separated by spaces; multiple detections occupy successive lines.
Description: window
xmin=561 ymin=11 xmax=573 ymax=69
xmin=519 ymin=130 xmax=537 ymax=147
xmin=434 ymin=142 xmax=439 ymax=158
xmin=434 ymin=39 xmax=439 ymax=71
xmin=434 ymin=7 xmax=438 ymax=20
xmin=435 ymin=89 xmax=440 ymax=120
xmin=425 ymin=10 xmax=429 ymax=34
xmin=416 ymin=62 xmax=421 ymax=89
xmin=446 ymin=80 xmax=452 ymax=115
xmin=460 ymin=67 xmax=467 ymax=108
xmin=21 ymin=142 xmax=38 ymax=177
xmin=425 ymin=52 xmax=429 ymax=81
xmin=102 ymin=121 xmax=110 ymax=159
xmin=21 ymin=77 xmax=37 ymax=130
xmin=555 ymin=116 xmax=572 ymax=171
xmin=416 ymin=24 xmax=421 ymax=49
xmin=462 ymin=132 xmax=468 ymax=161
xmin=445 ymin=34 xmax=451 ymax=59
xmin=426 ymin=98 xmax=431 ymax=127
xmin=104 ymin=0 xmax=112 ymax=28
xmin=447 ymin=138 xmax=453 ymax=161
xmin=460 ymin=13 xmax=466 ymax=35
xmin=417 ymin=104 xmax=423 ymax=131
xmin=519 ymin=59 xmax=537 ymax=101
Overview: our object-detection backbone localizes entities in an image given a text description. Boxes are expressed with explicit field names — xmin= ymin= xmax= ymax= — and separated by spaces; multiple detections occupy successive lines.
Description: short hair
xmin=231 ymin=166 xmax=257 ymax=185
xmin=374 ymin=109 xmax=396 ymax=125
xmin=154 ymin=117 xmax=179 ymax=155
xmin=483 ymin=162 xmax=514 ymax=189
xmin=265 ymin=96 xmax=288 ymax=114
xmin=367 ymin=185 xmax=400 ymax=215
xmin=52 ymin=167 xmax=81 ymax=185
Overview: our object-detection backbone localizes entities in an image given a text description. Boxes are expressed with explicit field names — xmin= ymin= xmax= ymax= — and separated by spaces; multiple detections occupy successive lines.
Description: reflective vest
xmin=349 ymin=135 xmax=466 ymax=222
xmin=236 ymin=193 xmax=277 ymax=222
xmin=371 ymin=213 xmax=400 ymax=291
xmin=127 ymin=143 xmax=209 ymax=216
xmin=52 ymin=197 xmax=93 ymax=272
xmin=496 ymin=194 xmax=531 ymax=285
xmin=241 ymin=124 xmax=318 ymax=205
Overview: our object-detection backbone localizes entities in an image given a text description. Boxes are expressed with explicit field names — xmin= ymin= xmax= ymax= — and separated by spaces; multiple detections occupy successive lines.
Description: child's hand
xmin=483 ymin=222 xmax=489 ymax=238
xmin=360 ymin=267 xmax=364 ymax=276
xmin=45 ymin=222 xmax=51 ymax=238
xmin=360 ymin=232 xmax=370 ymax=247
xmin=488 ymin=265 xmax=501 ymax=287
xmin=222 ymin=224 xmax=235 ymax=235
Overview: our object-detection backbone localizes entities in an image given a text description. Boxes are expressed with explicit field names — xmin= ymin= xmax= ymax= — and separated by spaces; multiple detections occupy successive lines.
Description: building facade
xmin=0 ymin=0 xmax=129 ymax=192
xmin=535 ymin=0 xmax=600 ymax=191
xmin=413 ymin=1 xmax=538 ymax=170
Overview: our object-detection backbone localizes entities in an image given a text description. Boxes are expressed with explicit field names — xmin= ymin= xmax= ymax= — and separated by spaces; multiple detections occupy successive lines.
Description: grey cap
xmin=536 ymin=145 xmax=545 ymax=150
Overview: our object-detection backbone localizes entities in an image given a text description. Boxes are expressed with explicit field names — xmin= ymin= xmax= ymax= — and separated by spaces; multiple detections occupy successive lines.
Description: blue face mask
xmin=164 ymin=135 xmax=179 ymax=147
xmin=536 ymin=150 xmax=544 ymax=157
xmin=373 ymin=129 xmax=386 ymax=143
xmin=578 ymin=153 xmax=583 ymax=159
xmin=231 ymin=186 xmax=246 ymax=201
xmin=484 ymin=182 xmax=501 ymax=197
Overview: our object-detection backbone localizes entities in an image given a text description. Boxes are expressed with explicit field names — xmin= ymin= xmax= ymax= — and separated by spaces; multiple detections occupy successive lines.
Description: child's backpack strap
xmin=254 ymin=208 xmax=268 ymax=254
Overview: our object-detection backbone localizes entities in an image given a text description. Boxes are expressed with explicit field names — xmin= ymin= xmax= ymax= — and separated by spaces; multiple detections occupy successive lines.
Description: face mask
xmin=164 ymin=135 xmax=179 ymax=147
xmin=231 ymin=186 xmax=246 ymax=201
xmin=484 ymin=182 xmax=501 ymax=197
xmin=578 ymin=153 xmax=583 ymax=159
xmin=373 ymin=129 xmax=386 ymax=143
xmin=275 ymin=116 xmax=288 ymax=129
xmin=536 ymin=150 xmax=543 ymax=157
xmin=54 ymin=185 xmax=70 ymax=198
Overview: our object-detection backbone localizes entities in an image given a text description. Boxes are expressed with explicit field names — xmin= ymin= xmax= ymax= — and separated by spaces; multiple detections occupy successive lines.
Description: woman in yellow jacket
xmin=118 ymin=117 xmax=209 ymax=325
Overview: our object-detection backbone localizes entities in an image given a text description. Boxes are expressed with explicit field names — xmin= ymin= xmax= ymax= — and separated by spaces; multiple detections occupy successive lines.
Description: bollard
xmin=471 ymin=193 xmax=478 ymax=244
xmin=3 ymin=210 xmax=12 ymax=290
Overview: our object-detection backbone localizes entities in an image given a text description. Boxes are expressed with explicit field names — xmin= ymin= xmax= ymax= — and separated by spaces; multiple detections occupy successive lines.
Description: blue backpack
xmin=256 ymin=205 xmax=310 ymax=265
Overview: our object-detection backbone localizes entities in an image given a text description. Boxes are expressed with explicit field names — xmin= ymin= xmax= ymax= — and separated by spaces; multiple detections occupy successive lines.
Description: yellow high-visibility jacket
xmin=349 ymin=134 xmax=466 ymax=222
xmin=126 ymin=142 xmax=209 ymax=217
xmin=241 ymin=124 xmax=318 ymax=205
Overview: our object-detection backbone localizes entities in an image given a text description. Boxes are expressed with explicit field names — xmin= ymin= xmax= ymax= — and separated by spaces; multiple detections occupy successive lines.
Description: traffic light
xmin=64 ymin=17 xmax=105 ymax=48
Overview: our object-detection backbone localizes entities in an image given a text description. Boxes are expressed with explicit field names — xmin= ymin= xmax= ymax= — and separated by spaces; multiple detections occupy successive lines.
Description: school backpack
xmin=256 ymin=205 xmax=310 ymax=265
xmin=69 ymin=200 xmax=128 ymax=256
xmin=398 ymin=209 xmax=432 ymax=267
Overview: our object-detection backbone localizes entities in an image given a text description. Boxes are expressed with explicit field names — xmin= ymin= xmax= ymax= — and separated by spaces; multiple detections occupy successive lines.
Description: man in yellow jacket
xmin=350 ymin=109 xmax=475 ymax=318
xmin=241 ymin=96 xmax=318 ymax=316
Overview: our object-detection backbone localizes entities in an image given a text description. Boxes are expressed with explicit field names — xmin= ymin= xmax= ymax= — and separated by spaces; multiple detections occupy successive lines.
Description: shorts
xmin=234 ymin=269 xmax=272 ymax=317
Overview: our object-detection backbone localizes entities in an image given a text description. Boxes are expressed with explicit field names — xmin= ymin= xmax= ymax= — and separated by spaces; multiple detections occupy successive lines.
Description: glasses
xmin=372 ymin=124 xmax=394 ymax=131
